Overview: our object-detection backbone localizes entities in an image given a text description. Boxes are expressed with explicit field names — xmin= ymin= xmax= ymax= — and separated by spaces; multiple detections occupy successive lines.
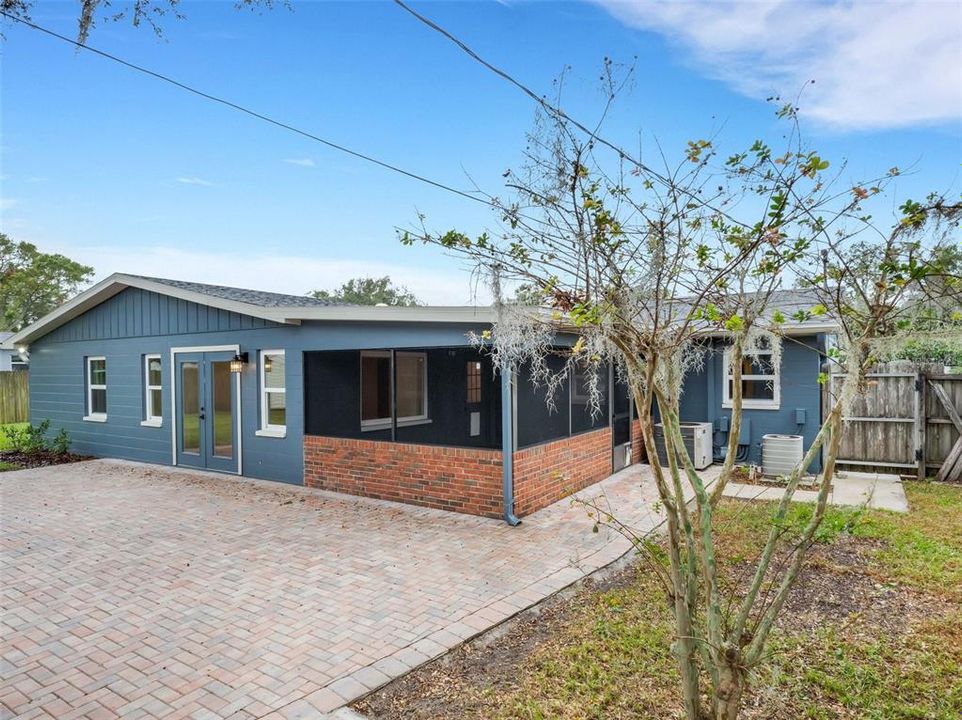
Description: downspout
xmin=502 ymin=365 xmax=521 ymax=526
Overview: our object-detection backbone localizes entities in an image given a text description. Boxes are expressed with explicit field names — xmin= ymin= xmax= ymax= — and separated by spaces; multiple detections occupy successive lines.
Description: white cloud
xmin=59 ymin=245 xmax=488 ymax=306
xmin=282 ymin=158 xmax=316 ymax=167
xmin=175 ymin=176 xmax=215 ymax=186
xmin=596 ymin=0 xmax=962 ymax=130
xmin=0 ymin=197 xmax=19 ymax=211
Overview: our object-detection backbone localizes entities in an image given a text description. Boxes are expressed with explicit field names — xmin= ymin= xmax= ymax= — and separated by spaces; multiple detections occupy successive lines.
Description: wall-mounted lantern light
xmin=263 ymin=355 xmax=272 ymax=373
xmin=229 ymin=352 xmax=249 ymax=374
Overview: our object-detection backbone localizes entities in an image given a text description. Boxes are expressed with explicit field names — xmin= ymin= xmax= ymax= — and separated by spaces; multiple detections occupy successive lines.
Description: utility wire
xmin=392 ymin=1 xmax=669 ymax=179
xmin=0 ymin=10 xmax=491 ymax=207
xmin=392 ymin=0 xmax=744 ymax=224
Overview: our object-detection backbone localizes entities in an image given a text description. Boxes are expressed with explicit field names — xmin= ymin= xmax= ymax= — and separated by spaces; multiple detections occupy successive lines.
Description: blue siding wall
xmin=29 ymin=288 xmax=490 ymax=484
xmin=678 ymin=336 xmax=825 ymax=470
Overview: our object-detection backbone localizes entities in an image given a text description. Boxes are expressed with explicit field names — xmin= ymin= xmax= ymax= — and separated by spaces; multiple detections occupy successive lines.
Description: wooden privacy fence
xmin=825 ymin=362 xmax=962 ymax=481
xmin=0 ymin=371 xmax=29 ymax=425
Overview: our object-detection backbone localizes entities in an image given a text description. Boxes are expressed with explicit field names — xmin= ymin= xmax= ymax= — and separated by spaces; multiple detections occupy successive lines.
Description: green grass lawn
xmin=0 ymin=422 xmax=28 ymax=452
xmin=358 ymin=482 xmax=962 ymax=720
xmin=181 ymin=411 xmax=234 ymax=452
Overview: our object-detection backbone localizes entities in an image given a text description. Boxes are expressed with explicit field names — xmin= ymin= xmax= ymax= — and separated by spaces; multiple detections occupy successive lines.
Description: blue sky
xmin=1 ymin=0 xmax=960 ymax=303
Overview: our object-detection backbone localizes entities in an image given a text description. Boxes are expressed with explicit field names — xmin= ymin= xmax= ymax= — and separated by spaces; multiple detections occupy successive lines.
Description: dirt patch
xmin=770 ymin=537 xmax=952 ymax=636
xmin=354 ymin=564 xmax=641 ymax=720
xmin=0 ymin=450 xmax=94 ymax=470
xmin=354 ymin=532 xmax=954 ymax=720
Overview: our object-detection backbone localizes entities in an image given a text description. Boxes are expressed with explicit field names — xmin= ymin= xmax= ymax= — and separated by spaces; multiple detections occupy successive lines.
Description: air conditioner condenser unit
xmin=653 ymin=422 xmax=713 ymax=471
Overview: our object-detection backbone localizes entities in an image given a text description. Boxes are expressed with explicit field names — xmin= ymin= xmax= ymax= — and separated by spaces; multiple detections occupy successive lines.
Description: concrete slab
xmin=722 ymin=470 xmax=909 ymax=512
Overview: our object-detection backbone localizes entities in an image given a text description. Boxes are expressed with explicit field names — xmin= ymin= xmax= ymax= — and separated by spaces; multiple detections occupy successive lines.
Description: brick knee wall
xmin=512 ymin=427 xmax=613 ymax=517
xmin=304 ymin=435 xmax=504 ymax=518
xmin=631 ymin=419 xmax=647 ymax=464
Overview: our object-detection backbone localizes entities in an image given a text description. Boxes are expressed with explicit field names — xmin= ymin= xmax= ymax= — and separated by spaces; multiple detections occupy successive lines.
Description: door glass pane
xmin=181 ymin=362 xmax=200 ymax=454
xmin=212 ymin=361 xmax=233 ymax=458
xmin=466 ymin=361 xmax=481 ymax=404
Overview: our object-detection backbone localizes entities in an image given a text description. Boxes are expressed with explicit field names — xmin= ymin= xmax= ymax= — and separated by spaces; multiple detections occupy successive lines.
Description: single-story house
xmin=0 ymin=332 xmax=29 ymax=372
xmin=2 ymin=275 xmax=836 ymax=522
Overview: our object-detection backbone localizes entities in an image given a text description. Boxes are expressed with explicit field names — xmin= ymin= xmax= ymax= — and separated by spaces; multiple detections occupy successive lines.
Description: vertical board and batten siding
xmin=678 ymin=336 xmax=825 ymax=469
xmin=29 ymin=287 xmax=490 ymax=484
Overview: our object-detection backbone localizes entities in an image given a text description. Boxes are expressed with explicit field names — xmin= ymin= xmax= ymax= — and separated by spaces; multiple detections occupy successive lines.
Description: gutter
xmin=501 ymin=366 xmax=521 ymax=526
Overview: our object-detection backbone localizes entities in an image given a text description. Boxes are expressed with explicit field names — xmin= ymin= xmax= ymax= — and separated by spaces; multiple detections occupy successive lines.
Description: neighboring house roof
xmin=1 ymin=274 xmax=838 ymax=350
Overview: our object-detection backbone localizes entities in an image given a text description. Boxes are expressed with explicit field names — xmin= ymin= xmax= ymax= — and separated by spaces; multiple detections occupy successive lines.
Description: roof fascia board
xmin=272 ymin=306 xmax=497 ymax=324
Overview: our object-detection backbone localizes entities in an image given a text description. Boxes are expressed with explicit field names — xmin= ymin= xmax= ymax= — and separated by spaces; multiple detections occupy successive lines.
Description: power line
xmin=0 ymin=10 xmax=491 ymax=208
xmin=392 ymin=0 xmax=744 ymax=225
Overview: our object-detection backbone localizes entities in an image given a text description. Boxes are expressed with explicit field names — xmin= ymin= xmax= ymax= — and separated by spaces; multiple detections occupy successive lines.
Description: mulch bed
xmin=729 ymin=466 xmax=821 ymax=490
xmin=0 ymin=450 xmax=94 ymax=470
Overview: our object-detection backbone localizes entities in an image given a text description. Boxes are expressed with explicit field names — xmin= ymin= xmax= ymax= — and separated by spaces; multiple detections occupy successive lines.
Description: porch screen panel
xmin=516 ymin=355 xmax=570 ymax=448
xmin=571 ymin=363 xmax=610 ymax=435
xmin=304 ymin=351 xmax=390 ymax=441
xmin=395 ymin=348 xmax=501 ymax=449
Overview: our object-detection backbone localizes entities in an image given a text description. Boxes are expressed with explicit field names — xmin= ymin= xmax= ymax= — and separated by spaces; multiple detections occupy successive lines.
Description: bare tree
xmin=403 ymin=82 xmax=961 ymax=718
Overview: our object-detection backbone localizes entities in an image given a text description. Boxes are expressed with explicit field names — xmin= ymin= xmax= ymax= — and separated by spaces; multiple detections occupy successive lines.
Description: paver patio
xmin=1 ymin=459 xmax=690 ymax=719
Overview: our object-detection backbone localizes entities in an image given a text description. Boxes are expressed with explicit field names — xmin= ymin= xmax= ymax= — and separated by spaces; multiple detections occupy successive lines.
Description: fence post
xmin=916 ymin=369 xmax=927 ymax=481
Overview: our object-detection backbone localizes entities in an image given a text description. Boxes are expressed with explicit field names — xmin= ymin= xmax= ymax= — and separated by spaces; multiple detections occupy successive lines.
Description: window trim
xmin=84 ymin=356 xmax=107 ymax=422
xmin=259 ymin=349 xmax=287 ymax=437
xmin=360 ymin=350 xmax=430 ymax=431
xmin=141 ymin=354 xmax=163 ymax=427
xmin=721 ymin=346 xmax=780 ymax=410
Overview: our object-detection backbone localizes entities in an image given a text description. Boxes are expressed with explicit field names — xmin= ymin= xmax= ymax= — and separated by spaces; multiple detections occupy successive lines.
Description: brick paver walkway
xmin=1 ymin=459 xmax=692 ymax=719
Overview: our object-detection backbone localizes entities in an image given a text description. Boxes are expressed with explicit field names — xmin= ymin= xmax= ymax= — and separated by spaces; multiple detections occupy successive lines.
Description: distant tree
xmin=309 ymin=276 xmax=420 ymax=306
xmin=0 ymin=234 xmax=94 ymax=331
xmin=0 ymin=0 xmax=285 ymax=44
xmin=510 ymin=282 xmax=548 ymax=306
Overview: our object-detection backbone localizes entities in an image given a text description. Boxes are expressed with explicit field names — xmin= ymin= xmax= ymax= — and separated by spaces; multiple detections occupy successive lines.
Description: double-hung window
xmin=360 ymin=351 xmax=428 ymax=429
xmin=142 ymin=354 xmax=163 ymax=426
xmin=258 ymin=350 xmax=286 ymax=436
xmin=722 ymin=343 xmax=780 ymax=410
xmin=85 ymin=356 xmax=107 ymax=421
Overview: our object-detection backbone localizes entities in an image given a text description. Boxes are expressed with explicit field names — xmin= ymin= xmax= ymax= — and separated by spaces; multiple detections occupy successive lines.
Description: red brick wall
xmin=512 ymin=427 xmax=613 ymax=517
xmin=304 ymin=436 xmax=504 ymax=518
xmin=631 ymin=419 xmax=647 ymax=464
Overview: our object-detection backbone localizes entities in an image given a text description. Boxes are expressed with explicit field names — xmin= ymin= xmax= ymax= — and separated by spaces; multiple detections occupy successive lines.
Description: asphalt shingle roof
xmin=130 ymin=275 xmax=341 ymax=308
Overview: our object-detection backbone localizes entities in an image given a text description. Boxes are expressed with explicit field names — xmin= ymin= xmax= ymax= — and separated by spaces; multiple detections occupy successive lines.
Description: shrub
xmin=0 ymin=420 xmax=70 ymax=455
xmin=51 ymin=428 xmax=71 ymax=455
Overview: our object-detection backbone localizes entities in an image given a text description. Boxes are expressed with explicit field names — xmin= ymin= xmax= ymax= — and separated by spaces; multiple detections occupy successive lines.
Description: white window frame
xmin=360 ymin=350 xmax=430 ymax=431
xmin=722 ymin=346 xmax=780 ymax=410
xmin=84 ymin=356 xmax=107 ymax=422
xmin=141 ymin=354 xmax=163 ymax=427
xmin=257 ymin=349 xmax=287 ymax=437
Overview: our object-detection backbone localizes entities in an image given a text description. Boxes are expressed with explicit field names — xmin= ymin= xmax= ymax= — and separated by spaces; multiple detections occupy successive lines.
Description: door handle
xmin=199 ymin=412 xmax=206 ymax=420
